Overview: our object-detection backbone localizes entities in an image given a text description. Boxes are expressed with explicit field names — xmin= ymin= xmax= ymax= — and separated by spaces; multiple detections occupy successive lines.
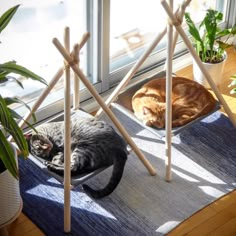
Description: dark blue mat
xmin=19 ymin=111 xmax=236 ymax=236
xmin=19 ymin=163 xmax=153 ymax=236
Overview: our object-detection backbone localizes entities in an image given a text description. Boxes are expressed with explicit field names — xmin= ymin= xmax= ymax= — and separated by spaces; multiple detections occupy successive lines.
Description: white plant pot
xmin=0 ymin=145 xmax=23 ymax=228
xmin=193 ymin=52 xmax=227 ymax=88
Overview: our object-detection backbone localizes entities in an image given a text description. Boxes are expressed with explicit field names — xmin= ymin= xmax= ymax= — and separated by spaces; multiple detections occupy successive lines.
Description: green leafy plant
xmin=185 ymin=9 xmax=236 ymax=63
xmin=0 ymin=5 xmax=47 ymax=178
xmin=228 ymin=75 xmax=236 ymax=94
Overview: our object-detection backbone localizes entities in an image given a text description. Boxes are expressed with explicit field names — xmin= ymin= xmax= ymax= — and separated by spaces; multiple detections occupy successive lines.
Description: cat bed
xmin=112 ymin=70 xmax=221 ymax=139
xmin=28 ymin=109 xmax=112 ymax=187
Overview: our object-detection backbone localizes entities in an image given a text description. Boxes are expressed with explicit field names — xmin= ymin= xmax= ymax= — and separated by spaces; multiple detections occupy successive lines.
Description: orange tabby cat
xmin=132 ymin=76 xmax=216 ymax=128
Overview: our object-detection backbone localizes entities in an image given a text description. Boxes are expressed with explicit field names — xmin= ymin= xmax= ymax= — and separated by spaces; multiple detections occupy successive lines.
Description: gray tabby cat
xmin=26 ymin=118 xmax=128 ymax=199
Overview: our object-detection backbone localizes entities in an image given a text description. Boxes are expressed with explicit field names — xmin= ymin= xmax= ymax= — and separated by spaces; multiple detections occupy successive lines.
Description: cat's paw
xmin=45 ymin=161 xmax=54 ymax=170
xmin=144 ymin=120 xmax=152 ymax=126
xmin=43 ymin=160 xmax=49 ymax=165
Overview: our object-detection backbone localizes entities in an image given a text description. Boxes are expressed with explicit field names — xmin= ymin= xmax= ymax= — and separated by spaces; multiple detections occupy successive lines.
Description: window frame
xmin=7 ymin=0 xmax=236 ymax=123
xmin=96 ymin=0 xmax=234 ymax=91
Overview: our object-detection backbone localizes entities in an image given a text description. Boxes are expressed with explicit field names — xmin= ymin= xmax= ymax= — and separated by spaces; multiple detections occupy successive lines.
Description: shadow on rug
xmin=19 ymin=110 xmax=236 ymax=236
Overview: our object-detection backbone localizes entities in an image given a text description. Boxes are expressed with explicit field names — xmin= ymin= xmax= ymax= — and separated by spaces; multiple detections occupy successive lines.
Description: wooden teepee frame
xmin=95 ymin=0 xmax=236 ymax=181
xmin=19 ymin=29 xmax=156 ymax=233
xmin=18 ymin=0 xmax=236 ymax=233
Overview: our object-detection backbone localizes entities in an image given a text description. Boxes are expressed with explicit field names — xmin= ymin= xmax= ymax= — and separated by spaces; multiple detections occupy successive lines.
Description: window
xmin=108 ymin=0 xmax=230 ymax=83
xmin=0 ymin=0 xmax=233 ymax=123
xmin=0 ymin=0 xmax=88 ymax=120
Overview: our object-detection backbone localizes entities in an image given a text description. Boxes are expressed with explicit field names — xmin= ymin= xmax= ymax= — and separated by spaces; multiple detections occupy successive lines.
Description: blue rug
xmin=19 ymin=110 xmax=236 ymax=235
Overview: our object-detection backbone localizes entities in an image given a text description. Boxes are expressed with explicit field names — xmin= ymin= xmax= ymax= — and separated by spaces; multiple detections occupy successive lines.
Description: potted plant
xmin=185 ymin=9 xmax=236 ymax=88
xmin=0 ymin=5 xmax=47 ymax=230
xmin=229 ymin=75 xmax=236 ymax=94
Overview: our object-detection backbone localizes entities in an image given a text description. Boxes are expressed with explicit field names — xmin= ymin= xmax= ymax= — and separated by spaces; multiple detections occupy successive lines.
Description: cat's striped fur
xmin=27 ymin=118 xmax=128 ymax=198
xmin=132 ymin=76 xmax=216 ymax=128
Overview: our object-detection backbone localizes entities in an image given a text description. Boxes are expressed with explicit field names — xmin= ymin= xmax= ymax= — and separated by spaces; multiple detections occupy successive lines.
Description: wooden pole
xmin=72 ymin=32 xmax=90 ymax=110
xmin=53 ymin=38 xmax=156 ymax=176
xmin=17 ymin=67 xmax=64 ymax=130
xmin=171 ymin=0 xmax=192 ymax=54
xmin=17 ymin=32 xmax=90 ymax=130
xmin=72 ymin=44 xmax=80 ymax=110
xmin=164 ymin=0 xmax=192 ymax=70
xmin=77 ymin=32 xmax=90 ymax=50
xmin=165 ymin=0 xmax=173 ymax=182
xmin=160 ymin=0 xmax=236 ymax=127
xmin=63 ymin=27 xmax=71 ymax=233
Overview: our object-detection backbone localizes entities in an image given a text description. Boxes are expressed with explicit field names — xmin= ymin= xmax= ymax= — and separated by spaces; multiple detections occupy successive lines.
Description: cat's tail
xmin=82 ymin=149 xmax=127 ymax=199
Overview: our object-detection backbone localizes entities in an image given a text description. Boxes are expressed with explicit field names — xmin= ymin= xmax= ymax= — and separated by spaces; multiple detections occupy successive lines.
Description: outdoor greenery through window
xmin=0 ymin=0 xmax=232 ymax=124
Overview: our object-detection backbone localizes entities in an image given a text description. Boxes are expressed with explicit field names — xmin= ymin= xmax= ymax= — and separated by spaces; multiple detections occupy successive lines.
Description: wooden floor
xmin=168 ymin=47 xmax=236 ymax=236
xmin=5 ymin=48 xmax=236 ymax=236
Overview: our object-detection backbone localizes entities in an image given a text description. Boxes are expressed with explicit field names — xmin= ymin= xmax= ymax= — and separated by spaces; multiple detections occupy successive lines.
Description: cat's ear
xmin=142 ymin=106 xmax=151 ymax=115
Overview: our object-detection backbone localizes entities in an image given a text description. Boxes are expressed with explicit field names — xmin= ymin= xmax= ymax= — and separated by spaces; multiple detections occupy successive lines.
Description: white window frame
xmin=10 ymin=0 xmax=236 ymax=123
xmin=96 ymin=0 xmax=234 ymax=91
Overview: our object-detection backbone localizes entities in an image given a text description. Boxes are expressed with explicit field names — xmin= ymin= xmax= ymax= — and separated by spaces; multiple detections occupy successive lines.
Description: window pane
xmin=0 ymin=0 xmax=87 ymax=116
xmin=109 ymin=0 xmax=227 ymax=73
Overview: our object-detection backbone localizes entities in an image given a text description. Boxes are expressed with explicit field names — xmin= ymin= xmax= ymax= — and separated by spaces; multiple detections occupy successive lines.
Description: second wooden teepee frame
xmin=95 ymin=0 xmax=236 ymax=181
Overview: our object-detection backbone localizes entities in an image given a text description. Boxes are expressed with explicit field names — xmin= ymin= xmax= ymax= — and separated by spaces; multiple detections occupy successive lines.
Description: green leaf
xmin=216 ymin=28 xmax=231 ymax=38
xmin=5 ymin=97 xmax=30 ymax=111
xmin=230 ymin=88 xmax=236 ymax=94
xmin=0 ymin=130 xmax=18 ymax=179
xmin=0 ymin=5 xmax=20 ymax=34
xmin=215 ymin=11 xmax=223 ymax=22
xmin=228 ymin=79 xmax=236 ymax=87
xmin=8 ymin=119 xmax=29 ymax=158
xmin=216 ymin=24 xmax=236 ymax=40
xmin=185 ymin=13 xmax=204 ymax=54
xmin=10 ymin=76 xmax=24 ymax=88
xmin=7 ymin=106 xmax=37 ymax=131
xmin=0 ymin=70 xmax=9 ymax=78
xmin=231 ymin=24 xmax=236 ymax=35
xmin=0 ymin=76 xmax=24 ymax=88
xmin=204 ymin=10 xmax=217 ymax=53
xmin=217 ymin=41 xmax=232 ymax=50
xmin=0 ymin=5 xmax=45 ymax=178
xmin=0 ymin=61 xmax=15 ymax=81
xmin=0 ymin=76 xmax=8 ymax=84
xmin=0 ymin=62 xmax=47 ymax=86
xmin=185 ymin=13 xmax=203 ymax=43
xmin=5 ymin=97 xmax=37 ymax=123
xmin=0 ymin=95 xmax=29 ymax=158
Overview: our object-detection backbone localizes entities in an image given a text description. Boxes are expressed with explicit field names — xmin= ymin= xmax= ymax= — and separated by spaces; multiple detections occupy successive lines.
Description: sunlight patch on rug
xmin=156 ymin=221 xmax=180 ymax=234
xmin=199 ymin=186 xmax=226 ymax=198
xmin=171 ymin=168 xmax=200 ymax=182
xmin=200 ymin=111 xmax=221 ymax=123
xmin=26 ymin=184 xmax=117 ymax=220
xmin=132 ymin=136 xmax=227 ymax=186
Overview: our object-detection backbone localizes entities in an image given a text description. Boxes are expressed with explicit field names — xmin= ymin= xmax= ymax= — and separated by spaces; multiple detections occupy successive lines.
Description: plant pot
xmin=193 ymin=51 xmax=227 ymax=88
xmin=0 ymin=144 xmax=23 ymax=229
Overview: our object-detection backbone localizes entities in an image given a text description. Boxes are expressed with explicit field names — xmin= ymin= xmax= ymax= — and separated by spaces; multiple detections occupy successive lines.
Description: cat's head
xmin=27 ymin=134 xmax=53 ymax=159
xmin=141 ymin=106 xmax=165 ymax=129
